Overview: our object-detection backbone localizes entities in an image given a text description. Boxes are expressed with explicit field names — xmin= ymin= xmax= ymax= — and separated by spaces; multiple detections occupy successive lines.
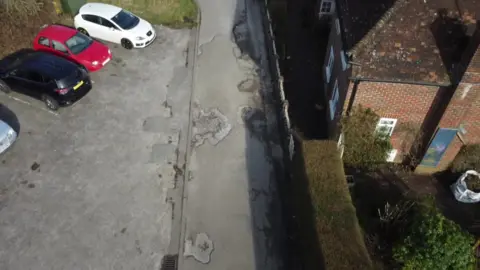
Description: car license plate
xmin=73 ymin=81 xmax=84 ymax=90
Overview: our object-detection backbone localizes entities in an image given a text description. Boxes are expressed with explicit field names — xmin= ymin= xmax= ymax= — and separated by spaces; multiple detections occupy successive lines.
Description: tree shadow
xmin=347 ymin=165 xmax=413 ymax=267
xmin=349 ymin=166 xmax=410 ymax=233
xmin=0 ymin=103 xmax=20 ymax=134
xmin=336 ymin=0 xmax=397 ymax=51
xmin=430 ymin=8 xmax=471 ymax=84
xmin=233 ymin=0 xmax=289 ymax=269
xmin=402 ymin=85 xmax=456 ymax=168
xmin=280 ymin=0 xmax=329 ymax=139
xmin=286 ymin=138 xmax=326 ymax=269
xmin=433 ymin=170 xmax=480 ymax=237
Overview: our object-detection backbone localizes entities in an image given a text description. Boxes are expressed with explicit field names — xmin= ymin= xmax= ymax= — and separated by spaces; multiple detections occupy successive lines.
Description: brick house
xmin=320 ymin=0 xmax=480 ymax=171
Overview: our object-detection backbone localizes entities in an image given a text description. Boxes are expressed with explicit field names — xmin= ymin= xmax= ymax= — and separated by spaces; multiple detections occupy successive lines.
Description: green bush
xmin=393 ymin=200 xmax=476 ymax=270
xmin=450 ymin=144 xmax=480 ymax=173
xmin=341 ymin=106 xmax=392 ymax=170
xmin=300 ymin=140 xmax=372 ymax=269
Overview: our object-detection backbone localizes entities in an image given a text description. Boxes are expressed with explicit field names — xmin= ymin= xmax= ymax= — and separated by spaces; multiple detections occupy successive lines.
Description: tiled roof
xmin=337 ymin=0 xmax=480 ymax=84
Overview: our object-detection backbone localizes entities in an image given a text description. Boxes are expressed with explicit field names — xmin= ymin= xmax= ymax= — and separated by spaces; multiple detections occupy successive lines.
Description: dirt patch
xmin=465 ymin=174 xmax=480 ymax=193
xmin=0 ymin=1 xmax=71 ymax=59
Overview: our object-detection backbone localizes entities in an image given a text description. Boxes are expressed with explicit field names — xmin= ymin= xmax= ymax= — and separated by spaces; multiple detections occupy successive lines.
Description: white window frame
xmin=335 ymin=19 xmax=340 ymax=34
xmin=340 ymin=50 xmax=348 ymax=71
xmin=319 ymin=0 xmax=336 ymax=15
xmin=325 ymin=46 xmax=334 ymax=83
xmin=386 ymin=149 xmax=398 ymax=162
xmin=337 ymin=132 xmax=345 ymax=158
xmin=329 ymin=79 xmax=339 ymax=120
xmin=376 ymin=118 xmax=397 ymax=136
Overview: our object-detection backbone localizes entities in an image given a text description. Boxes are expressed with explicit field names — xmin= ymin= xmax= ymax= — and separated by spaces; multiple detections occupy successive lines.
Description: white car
xmin=74 ymin=3 xmax=156 ymax=49
xmin=0 ymin=119 xmax=16 ymax=154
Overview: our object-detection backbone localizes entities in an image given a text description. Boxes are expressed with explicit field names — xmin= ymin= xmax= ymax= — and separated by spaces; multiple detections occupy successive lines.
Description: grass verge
xmin=92 ymin=0 xmax=198 ymax=28
xmin=293 ymin=140 xmax=372 ymax=269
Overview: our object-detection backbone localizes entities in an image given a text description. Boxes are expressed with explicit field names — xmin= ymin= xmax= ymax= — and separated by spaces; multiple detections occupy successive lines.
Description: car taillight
xmin=56 ymin=88 xmax=69 ymax=95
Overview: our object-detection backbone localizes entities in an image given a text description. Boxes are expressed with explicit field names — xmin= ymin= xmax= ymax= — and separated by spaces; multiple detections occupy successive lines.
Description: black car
xmin=0 ymin=49 xmax=92 ymax=111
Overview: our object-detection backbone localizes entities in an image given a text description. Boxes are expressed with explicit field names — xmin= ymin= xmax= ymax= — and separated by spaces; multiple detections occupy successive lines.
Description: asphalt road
xmin=0 ymin=26 xmax=191 ymax=270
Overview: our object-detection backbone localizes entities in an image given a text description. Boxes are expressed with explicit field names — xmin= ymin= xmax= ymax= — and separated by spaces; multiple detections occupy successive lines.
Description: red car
xmin=33 ymin=24 xmax=112 ymax=72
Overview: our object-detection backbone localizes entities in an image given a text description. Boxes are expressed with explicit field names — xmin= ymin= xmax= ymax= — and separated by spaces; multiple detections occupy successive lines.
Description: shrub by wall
xmin=341 ymin=106 xmax=392 ymax=171
xmin=393 ymin=199 xmax=476 ymax=269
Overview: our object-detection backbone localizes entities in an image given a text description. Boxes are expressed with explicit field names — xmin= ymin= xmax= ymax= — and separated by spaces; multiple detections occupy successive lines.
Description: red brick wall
xmin=439 ymin=83 xmax=480 ymax=144
xmin=343 ymin=80 xmax=480 ymax=168
xmin=344 ymin=81 xmax=440 ymax=160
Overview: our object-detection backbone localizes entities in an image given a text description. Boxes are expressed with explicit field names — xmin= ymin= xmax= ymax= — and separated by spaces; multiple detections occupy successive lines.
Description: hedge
xmin=296 ymin=140 xmax=372 ymax=269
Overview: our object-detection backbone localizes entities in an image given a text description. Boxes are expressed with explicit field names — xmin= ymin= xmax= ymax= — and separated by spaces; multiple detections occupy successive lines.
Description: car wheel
xmin=0 ymin=80 xmax=11 ymax=93
xmin=42 ymin=95 xmax=59 ymax=111
xmin=78 ymin=64 xmax=88 ymax=73
xmin=78 ymin=28 xmax=89 ymax=36
xmin=121 ymin=39 xmax=133 ymax=50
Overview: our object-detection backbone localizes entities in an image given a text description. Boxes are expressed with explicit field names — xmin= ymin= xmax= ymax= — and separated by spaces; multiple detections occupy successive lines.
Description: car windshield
xmin=111 ymin=10 xmax=139 ymax=30
xmin=65 ymin=33 xmax=93 ymax=54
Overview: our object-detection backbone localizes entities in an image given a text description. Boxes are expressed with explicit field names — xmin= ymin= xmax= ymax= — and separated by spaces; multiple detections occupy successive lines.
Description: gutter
xmin=348 ymin=77 xmax=450 ymax=87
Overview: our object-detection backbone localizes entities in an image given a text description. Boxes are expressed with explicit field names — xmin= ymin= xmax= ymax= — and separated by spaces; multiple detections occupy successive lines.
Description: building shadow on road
xmin=0 ymin=103 xmax=20 ymax=134
xmin=232 ymin=0 xmax=289 ymax=269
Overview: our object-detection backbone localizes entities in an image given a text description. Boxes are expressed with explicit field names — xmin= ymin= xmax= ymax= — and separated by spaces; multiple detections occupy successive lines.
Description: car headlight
xmin=136 ymin=36 xmax=145 ymax=41
xmin=7 ymin=129 xmax=16 ymax=142
xmin=92 ymin=61 xmax=99 ymax=66
xmin=108 ymin=49 xmax=111 ymax=54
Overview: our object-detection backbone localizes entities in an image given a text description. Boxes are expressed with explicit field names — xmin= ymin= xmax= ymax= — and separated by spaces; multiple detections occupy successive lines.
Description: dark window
xmin=13 ymin=70 xmax=46 ymax=83
xmin=52 ymin=40 xmax=69 ymax=54
xmin=41 ymin=75 xmax=53 ymax=84
xmin=66 ymin=33 xmax=93 ymax=54
xmin=111 ymin=10 xmax=139 ymax=30
xmin=10 ymin=69 xmax=26 ymax=78
xmin=320 ymin=0 xmax=334 ymax=13
xmin=99 ymin=17 xmax=118 ymax=29
xmin=25 ymin=71 xmax=46 ymax=83
xmin=82 ymin=14 xmax=100 ymax=24
xmin=38 ymin=37 xmax=50 ymax=47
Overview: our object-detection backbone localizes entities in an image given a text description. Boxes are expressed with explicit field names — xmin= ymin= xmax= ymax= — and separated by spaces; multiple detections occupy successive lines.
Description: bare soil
xmin=465 ymin=174 xmax=480 ymax=192
xmin=0 ymin=1 xmax=70 ymax=59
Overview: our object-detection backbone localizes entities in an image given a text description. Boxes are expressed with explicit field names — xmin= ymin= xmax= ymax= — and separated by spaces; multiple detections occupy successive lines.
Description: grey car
xmin=0 ymin=119 xmax=16 ymax=154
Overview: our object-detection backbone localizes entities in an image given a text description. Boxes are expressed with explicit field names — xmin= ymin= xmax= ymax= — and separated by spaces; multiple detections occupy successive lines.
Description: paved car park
xmin=0 ymin=26 xmax=191 ymax=269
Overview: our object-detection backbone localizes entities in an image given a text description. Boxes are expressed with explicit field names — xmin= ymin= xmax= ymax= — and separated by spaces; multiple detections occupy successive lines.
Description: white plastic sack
xmin=451 ymin=170 xmax=480 ymax=203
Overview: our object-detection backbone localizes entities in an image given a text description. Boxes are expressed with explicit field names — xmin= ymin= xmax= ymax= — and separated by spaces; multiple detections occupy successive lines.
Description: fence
xmin=259 ymin=0 xmax=294 ymax=162
xmin=257 ymin=2 xmax=297 ymax=268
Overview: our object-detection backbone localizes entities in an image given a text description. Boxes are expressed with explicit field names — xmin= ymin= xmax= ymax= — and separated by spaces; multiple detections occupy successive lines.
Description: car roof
xmin=24 ymin=53 xmax=78 ymax=80
xmin=3 ymin=51 xmax=78 ymax=80
xmin=37 ymin=24 xmax=77 ymax=42
xmin=79 ymin=2 xmax=122 ymax=18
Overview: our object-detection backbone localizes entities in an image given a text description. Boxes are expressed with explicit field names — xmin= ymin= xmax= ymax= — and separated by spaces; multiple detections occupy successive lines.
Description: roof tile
xmin=338 ymin=0 xmax=480 ymax=84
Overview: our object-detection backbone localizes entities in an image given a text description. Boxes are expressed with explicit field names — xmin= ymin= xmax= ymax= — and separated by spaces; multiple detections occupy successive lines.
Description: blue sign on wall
xmin=420 ymin=128 xmax=458 ymax=167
